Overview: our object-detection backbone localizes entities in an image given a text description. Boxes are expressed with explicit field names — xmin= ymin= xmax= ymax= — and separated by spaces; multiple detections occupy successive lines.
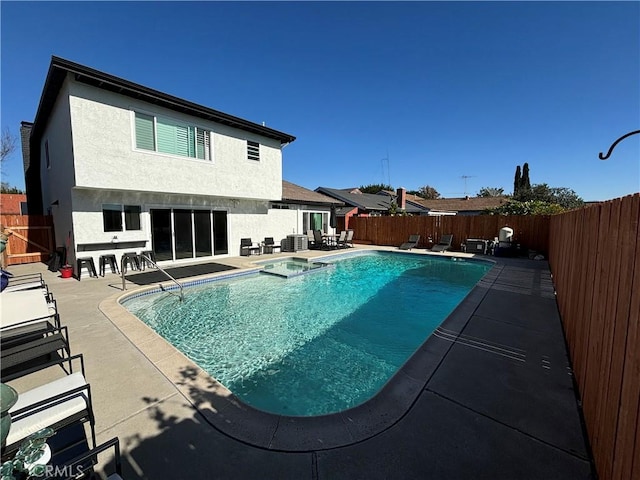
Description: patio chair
xmin=1 ymin=290 xmax=60 ymax=342
xmin=399 ymin=234 xmax=420 ymax=250
xmin=1 ymin=326 xmax=71 ymax=382
xmin=0 ymin=271 xmax=46 ymax=293
xmin=431 ymin=234 xmax=454 ymax=252
xmin=240 ymin=238 xmax=261 ymax=256
xmin=335 ymin=231 xmax=348 ymax=249
xmin=3 ymin=354 xmax=96 ymax=458
xmin=262 ymin=237 xmax=281 ymax=254
xmin=310 ymin=230 xmax=329 ymax=250
xmin=345 ymin=229 xmax=354 ymax=248
xmin=42 ymin=437 xmax=124 ymax=480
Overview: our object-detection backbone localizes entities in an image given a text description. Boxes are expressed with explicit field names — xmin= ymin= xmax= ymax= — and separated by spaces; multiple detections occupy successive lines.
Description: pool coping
xmin=99 ymin=249 xmax=499 ymax=452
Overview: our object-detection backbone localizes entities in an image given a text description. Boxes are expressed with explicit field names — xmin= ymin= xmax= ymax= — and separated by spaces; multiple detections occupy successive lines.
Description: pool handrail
xmin=121 ymin=253 xmax=184 ymax=302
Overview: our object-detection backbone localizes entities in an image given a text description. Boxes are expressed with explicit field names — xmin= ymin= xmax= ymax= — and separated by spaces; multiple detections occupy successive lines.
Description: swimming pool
xmin=122 ymin=251 xmax=492 ymax=416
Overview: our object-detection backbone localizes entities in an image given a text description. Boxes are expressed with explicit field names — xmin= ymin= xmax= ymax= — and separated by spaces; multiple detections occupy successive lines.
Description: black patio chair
xmin=262 ymin=237 xmax=281 ymax=254
xmin=399 ymin=234 xmax=420 ymax=250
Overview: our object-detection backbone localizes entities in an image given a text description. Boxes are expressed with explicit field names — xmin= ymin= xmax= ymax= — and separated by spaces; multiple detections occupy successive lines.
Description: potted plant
xmin=0 ymin=428 xmax=55 ymax=480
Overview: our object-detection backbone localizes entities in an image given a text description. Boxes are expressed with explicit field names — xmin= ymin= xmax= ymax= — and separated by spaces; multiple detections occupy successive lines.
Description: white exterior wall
xmin=39 ymin=82 xmax=76 ymax=261
xmin=69 ymin=189 xmax=331 ymax=267
xmin=37 ymin=74 xmax=336 ymax=269
xmin=67 ymin=79 xmax=282 ymax=200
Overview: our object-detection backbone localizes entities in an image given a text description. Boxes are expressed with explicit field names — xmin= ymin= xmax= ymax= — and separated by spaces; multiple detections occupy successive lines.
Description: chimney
xmin=397 ymin=187 xmax=406 ymax=210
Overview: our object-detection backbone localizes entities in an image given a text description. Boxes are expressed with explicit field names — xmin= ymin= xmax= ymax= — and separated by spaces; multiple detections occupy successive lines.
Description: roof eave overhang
xmin=31 ymin=56 xmax=296 ymax=146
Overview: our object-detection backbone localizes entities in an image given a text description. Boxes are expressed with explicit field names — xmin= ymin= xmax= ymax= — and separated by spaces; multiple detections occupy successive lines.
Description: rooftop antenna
xmin=381 ymin=152 xmax=391 ymax=186
xmin=460 ymin=175 xmax=476 ymax=197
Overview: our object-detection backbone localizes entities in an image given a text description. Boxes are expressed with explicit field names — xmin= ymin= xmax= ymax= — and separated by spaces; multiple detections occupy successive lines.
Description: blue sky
xmin=1 ymin=1 xmax=638 ymax=201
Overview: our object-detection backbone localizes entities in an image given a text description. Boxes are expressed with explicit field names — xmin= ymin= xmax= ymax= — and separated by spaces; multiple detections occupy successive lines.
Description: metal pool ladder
xmin=121 ymin=253 xmax=184 ymax=302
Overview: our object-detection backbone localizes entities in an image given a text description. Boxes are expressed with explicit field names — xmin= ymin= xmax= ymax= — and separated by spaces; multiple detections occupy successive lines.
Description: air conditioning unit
xmin=282 ymin=234 xmax=308 ymax=252
xmin=465 ymin=238 xmax=488 ymax=254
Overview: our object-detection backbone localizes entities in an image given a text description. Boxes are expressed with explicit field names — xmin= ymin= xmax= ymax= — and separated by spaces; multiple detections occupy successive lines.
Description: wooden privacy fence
xmin=548 ymin=193 xmax=639 ymax=480
xmin=0 ymin=215 xmax=54 ymax=265
xmin=350 ymin=214 xmax=551 ymax=254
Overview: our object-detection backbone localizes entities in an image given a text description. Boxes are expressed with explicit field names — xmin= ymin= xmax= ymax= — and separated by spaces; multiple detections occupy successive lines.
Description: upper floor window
xmin=45 ymin=140 xmax=51 ymax=169
xmin=247 ymin=140 xmax=260 ymax=161
xmin=103 ymin=204 xmax=141 ymax=232
xmin=134 ymin=112 xmax=211 ymax=160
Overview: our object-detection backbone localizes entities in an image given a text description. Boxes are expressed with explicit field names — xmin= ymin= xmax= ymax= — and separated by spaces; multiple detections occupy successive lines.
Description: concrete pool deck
xmin=4 ymin=246 xmax=596 ymax=479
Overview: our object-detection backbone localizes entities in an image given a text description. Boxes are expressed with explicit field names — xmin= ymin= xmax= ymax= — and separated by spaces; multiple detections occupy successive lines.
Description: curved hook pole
xmin=599 ymin=130 xmax=640 ymax=160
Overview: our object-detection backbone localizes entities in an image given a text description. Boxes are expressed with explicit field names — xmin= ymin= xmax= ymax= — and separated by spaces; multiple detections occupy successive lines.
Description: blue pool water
xmin=123 ymin=251 xmax=492 ymax=416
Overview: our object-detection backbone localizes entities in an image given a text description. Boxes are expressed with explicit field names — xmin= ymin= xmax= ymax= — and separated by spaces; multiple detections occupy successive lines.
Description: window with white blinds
xmin=135 ymin=111 xmax=211 ymax=160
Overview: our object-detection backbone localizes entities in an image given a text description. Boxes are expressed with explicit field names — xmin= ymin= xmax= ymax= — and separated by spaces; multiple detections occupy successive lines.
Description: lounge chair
xmin=42 ymin=437 xmax=124 ymax=480
xmin=262 ymin=237 xmax=281 ymax=254
xmin=4 ymin=354 xmax=96 ymax=458
xmin=1 ymin=289 xmax=60 ymax=342
xmin=399 ymin=234 xmax=420 ymax=250
xmin=431 ymin=234 xmax=454 ymax=252
xmin=240 ymin=238 xmax=261 ymax=256
xmin=1 ymin=326 xmax=71 ymax=382
xmin=1 ymin=272 xmax=47 ymax=293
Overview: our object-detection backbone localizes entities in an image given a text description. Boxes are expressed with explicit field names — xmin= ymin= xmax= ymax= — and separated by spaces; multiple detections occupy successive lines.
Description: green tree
xmin=1 ymin=183 xmax=24 ymax=194
xmin=513 ymin=165 xmax=522 ymax=196
xmin=477 ymin=187 xmax=505 ymax=197
xmin=359 ymin=183 xmax=393 ymax=194
xmin=521 ymin=162 xmax=531 ymax=193
xmin=418 ymin=185 xmax=440 ymax=199
xmin=483 ymin=200 xmax=565 ymax=215
xmin=520 ymin=183 xmax=584 ymax=209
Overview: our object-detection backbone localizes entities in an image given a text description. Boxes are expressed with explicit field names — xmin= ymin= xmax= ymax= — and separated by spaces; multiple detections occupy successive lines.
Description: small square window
xmin=124 ymin=205 xmax=141 ymax=230
xmin=103 ymin=204 xmax=122 ymax=232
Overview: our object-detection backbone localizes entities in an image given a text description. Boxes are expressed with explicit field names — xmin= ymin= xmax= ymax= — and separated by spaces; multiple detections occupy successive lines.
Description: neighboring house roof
xmin=281 ymin=181 xmax=343 ymax=206
xmin=0 ymin=194 xmax=27 ymax=214
xmin=415 ymin=196 xmax=508 ymax=213
xmin=315 ymin=187 xmax=426 ymax=214
xmin=31 ymin=56 xmax=296 ymax=146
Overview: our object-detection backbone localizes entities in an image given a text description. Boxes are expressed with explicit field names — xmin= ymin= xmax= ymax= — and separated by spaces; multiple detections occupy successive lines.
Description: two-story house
xmin=22 ymin=56 xmax=337 ymax=272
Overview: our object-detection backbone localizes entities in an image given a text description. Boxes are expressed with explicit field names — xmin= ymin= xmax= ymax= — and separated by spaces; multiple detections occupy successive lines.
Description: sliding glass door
xmin=194 ymin=210 xmax=212 ymax=257
xmin=174 ymin=209 xmax=193 ymax=260
xmin=150 ymin=208 xmax=227 ymax=261
xmin=150 ymin=209 xmax=172 ymax=261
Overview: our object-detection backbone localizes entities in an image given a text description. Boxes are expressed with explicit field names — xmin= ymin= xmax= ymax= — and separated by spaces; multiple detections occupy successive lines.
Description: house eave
xmin=31 ymin=56 xmax=297 ymax=146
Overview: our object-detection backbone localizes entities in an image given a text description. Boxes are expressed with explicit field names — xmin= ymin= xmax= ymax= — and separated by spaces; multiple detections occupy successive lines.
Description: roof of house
xmin=315 ymin=187 xmax=426 ymax=214
xmin=31 ymin=56 xmax=296 ymax=146
xmin=282 ymin=181 xmax=343 ymax=206
xmin=414 ymin=196 xmax=508 ymax=212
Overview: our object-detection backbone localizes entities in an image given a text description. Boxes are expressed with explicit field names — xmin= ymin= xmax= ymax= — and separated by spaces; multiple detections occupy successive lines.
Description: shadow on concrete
xmin=120 ymin=368 xmax=311 ymax=479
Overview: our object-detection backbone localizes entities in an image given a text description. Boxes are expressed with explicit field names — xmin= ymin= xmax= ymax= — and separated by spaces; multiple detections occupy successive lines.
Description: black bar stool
xmin=121 ymin=252 xmax=140 ymax=274
xmin=139 ymin=250 xmax=156 ymax=271
xmin=99 ymin=254 xmax=120 ymax=276
xmin=76 ymin=257 xmax=98 ymax=281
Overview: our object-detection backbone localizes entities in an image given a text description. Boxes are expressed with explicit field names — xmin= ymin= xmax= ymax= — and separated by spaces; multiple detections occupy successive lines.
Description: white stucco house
xmin=22 ymin=56 xmax=340 ymax=273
